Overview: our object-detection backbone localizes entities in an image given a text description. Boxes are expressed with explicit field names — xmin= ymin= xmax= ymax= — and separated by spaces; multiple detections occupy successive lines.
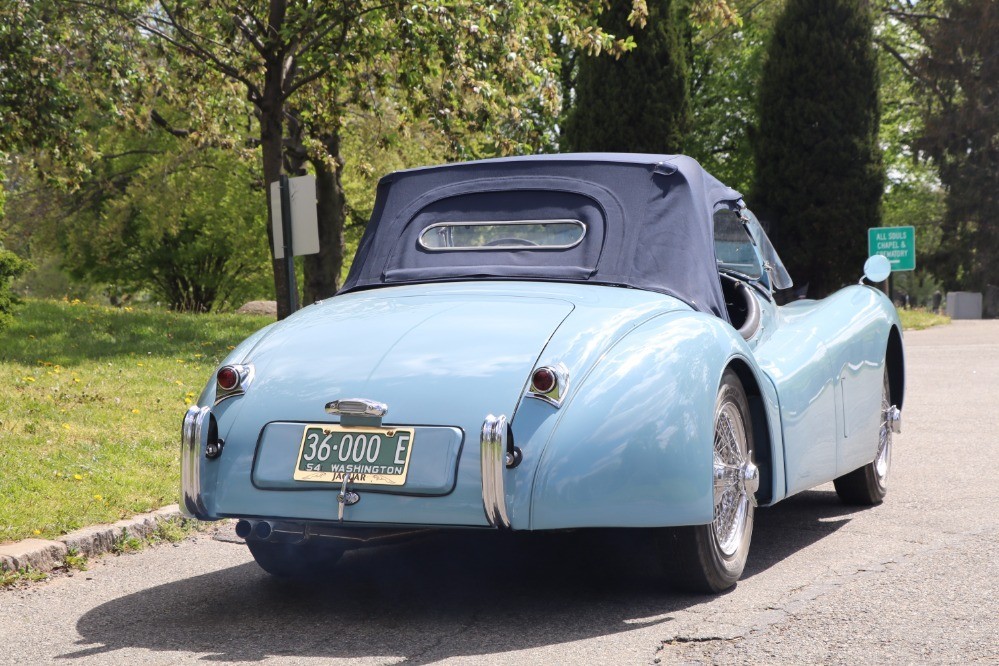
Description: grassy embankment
xmin=897 ymin=308 xmax=950 ymax=330
xmin=0 ymin=299 xmax=271 ymax=544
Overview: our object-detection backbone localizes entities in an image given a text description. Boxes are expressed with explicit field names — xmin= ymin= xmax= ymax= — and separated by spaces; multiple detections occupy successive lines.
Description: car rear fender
xmin=527 ymin=311 xmax=781 ymax=530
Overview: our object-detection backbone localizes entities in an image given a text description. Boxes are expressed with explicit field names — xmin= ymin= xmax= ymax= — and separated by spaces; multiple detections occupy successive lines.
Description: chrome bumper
xmin=481 ymin=414 xmax=511 ymax=528
xmin=181 ymin=406 xmax=212 ymax=518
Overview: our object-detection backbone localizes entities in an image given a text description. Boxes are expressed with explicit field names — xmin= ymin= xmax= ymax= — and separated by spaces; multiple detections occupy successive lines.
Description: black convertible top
xmin=340 ymin=153 xmax=743 ymax=320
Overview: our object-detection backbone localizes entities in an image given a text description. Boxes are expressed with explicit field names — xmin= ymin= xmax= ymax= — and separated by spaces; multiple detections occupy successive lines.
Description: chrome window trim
xmin=480 ymin=414 xmax=511 ymax=528
xmin=418 ymin=219 xmax=587 ymax=251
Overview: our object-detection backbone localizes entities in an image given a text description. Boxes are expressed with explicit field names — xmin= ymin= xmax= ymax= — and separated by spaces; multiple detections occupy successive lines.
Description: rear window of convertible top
xmin=418 ymin=219 xmax=586 ymax=251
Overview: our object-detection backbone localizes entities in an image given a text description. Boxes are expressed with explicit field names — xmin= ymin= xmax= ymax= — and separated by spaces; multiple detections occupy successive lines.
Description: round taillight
xmin=217 ymin=366 xmax=240 ymax=391
xmin=531 ymin=367 xmax=557 ymax=394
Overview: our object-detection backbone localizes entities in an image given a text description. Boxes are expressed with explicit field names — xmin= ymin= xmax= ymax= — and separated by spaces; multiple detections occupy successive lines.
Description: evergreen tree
xmin=913 ymin=0 xmax=999 ymax=296
xmin=750 ymin=0 xmax=883 ymax=297
xmin=563 ymin=0 xmax=692 ymax=153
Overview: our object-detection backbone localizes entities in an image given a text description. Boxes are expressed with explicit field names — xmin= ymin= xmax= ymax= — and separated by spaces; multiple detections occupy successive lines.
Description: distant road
xmin=2 ymin=321 xmax=997 ymax=665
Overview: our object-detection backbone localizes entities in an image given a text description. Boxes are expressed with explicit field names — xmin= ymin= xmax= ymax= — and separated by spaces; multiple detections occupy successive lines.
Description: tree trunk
xmin=303 ymin=131 xmax=346 ymax=305
xmin=261 ymin=55 xmax=289 ymax=319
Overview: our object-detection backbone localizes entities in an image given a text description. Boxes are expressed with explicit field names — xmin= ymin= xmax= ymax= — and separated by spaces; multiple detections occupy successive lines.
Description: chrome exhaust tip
xmin=252 ymin=521 xmax=274 ymax=541
xmin=234 ymin=519 xmax=253 ymax=539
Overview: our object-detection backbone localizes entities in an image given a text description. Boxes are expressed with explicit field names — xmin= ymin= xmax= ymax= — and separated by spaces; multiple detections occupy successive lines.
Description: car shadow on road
xmin=63 ymin=489 xmax=870 ymax=663
xmin=744 ymin=487 xmax=873 ymax=579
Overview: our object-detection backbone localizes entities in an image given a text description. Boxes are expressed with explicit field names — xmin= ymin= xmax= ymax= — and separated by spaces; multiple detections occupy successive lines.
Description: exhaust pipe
xmin=234 ymin=518 xmax=432 ymax=547
xmin=236 ymin=519 xmax=295 ymax=543
xmin=253 ymin=521 xmax=274 ymax=541
xmin=234 ymin=519 xmax=253 ymax=539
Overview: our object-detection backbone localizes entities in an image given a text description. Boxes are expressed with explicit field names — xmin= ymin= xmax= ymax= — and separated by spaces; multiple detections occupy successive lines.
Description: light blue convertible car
xmin=182 ymin=154 xmax=903 ymax=592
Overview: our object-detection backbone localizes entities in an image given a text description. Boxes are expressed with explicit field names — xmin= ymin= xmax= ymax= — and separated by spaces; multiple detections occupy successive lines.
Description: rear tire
xmin=247 ymin=540 xmax=345 ymax=578
xmin=664 ymin=369 xmax=757 ymax=593
xmin=834 ymin=367 xmax=892 ymax=505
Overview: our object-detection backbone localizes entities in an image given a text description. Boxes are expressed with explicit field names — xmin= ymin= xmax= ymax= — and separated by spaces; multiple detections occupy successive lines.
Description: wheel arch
xmin=527 ymin=312 xmax=736 ymax=530
xmin=725 ymin=357 xmax=778 ymax=506
xmin=886 ymin=325 xmax=905 ymax=410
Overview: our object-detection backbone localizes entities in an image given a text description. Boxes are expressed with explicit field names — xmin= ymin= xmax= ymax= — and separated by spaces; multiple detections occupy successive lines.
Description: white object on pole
xmin=270 ymin=175 xmax=320 ymax=258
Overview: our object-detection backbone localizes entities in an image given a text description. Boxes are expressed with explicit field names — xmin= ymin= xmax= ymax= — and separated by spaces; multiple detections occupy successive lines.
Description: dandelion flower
xmin=131 ymin=408 xmax=140 ymax=414
xmin=73 ymin=474 xmax=82 ymax=480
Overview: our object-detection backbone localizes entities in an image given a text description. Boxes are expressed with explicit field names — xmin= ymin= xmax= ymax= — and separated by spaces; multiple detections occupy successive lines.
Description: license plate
xmin=293 ymin=424 xmax=414 ymax=486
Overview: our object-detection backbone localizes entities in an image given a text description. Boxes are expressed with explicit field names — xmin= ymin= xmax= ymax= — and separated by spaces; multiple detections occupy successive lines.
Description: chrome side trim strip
xmin=481 ymin=414 xmax=511 ymax=528
xmin=181 ymin=405 xmax=210 ymax=518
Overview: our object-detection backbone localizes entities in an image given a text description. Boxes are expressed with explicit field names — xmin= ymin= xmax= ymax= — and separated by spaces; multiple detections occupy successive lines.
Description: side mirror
xmin=862 ymin=255 xmax=891 ymax=284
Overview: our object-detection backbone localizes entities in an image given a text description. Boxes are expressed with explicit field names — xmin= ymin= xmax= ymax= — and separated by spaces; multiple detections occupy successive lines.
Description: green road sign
xmin=868 ymin=226 xmax=916 ymax=272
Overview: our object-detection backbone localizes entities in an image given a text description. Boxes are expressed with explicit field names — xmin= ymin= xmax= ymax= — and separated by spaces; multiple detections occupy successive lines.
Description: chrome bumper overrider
xmin=181 ymin=405 xmax=212 ymax=518
xmin=481 ymin=414 xmax=511 ymax=528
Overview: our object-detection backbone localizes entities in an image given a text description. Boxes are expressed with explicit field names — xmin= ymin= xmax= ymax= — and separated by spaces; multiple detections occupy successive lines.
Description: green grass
xmin=898 ymin=308 xmax=951 ymax=330
xmin=0 ymin=299 xmax=272 ymax=544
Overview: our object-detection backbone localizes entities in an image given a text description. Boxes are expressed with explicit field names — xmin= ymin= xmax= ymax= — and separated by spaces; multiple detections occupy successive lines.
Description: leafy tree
xmin=30 ymin=126 xmax=272 ymax=312
xmin=0 ymin=1 xmax=79 ymax=156
xmin=905 ymin=0 xmax=999 ymax=295
xmin=875 ymin=6 xmax=946 ymax=276
xmin=0 ymin=241 xmax=30 ymax=330
xmin=84 ymin=0 xmax=640 ymax=318
xmin=563 ymin=0 xmax=692 ymax=153
xmin=685 ymin=0 xmax=779 ymax=193
xmin=750 ymin=0 xmax=883 ymax=297
xmin=0 ymin=0 xmax=80 ymax=225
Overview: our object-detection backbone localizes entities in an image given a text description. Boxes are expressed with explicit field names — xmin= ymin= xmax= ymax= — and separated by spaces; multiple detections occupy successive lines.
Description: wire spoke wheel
xmin=713 ymin=403 xmax=753 ymax=557
xmin=873 ymin=370 xmax=892 ymax=483
xmin=663 ymin=369 xmax=757 ymax=593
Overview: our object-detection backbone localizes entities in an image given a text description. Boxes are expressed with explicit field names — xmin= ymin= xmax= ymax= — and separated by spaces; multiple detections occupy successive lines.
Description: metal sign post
xmin=270 ymin=175 xmax=319 ymax=316
xmin=278 ymin=175 xmax=299 ymax=314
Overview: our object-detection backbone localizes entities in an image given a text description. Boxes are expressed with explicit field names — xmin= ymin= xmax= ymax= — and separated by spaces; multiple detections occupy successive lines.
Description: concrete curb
xmin=0 ymin=504 xmax=184 ymax=573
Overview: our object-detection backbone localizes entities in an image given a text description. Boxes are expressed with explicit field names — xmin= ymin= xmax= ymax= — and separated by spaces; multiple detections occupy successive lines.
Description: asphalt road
xmin=2 ymin=320 xmax=997 ymax=665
